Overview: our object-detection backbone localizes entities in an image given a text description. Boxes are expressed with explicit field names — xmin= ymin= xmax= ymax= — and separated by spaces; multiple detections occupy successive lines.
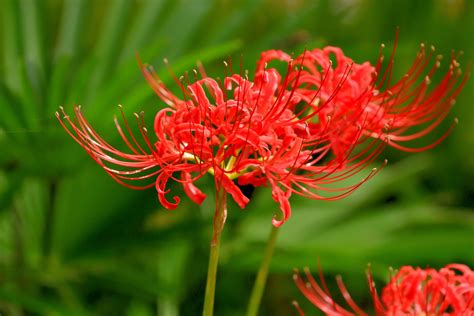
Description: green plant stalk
xmin=202 ymin=188 xmax=227 ymax=316
xmin=202 ymin=235 xmax=221 ymax=316
xmin=246 ymin=224 xmax=280 ymax=316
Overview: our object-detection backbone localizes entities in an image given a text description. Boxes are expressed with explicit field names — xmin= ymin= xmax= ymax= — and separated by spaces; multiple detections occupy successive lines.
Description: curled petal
xmin=256 ymin=50 xmax=292 ymax=72
xmin=270 ymin=182 xmax=292 ymax=227
xmin=155 ymin=172 xmax=180 ymax=210
xmin=182 ymin=172 xmax=206 ymax=205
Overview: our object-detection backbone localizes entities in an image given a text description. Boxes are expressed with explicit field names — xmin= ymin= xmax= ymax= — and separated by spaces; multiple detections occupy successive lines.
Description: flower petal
xmin=155 ymin=172 xmax=180 ymax=210
xmin=215 ymin=168 xmax=249 ymax=208
xmin=182 ymin=172 xmax=206 ymax=205
xmin=270 ymin=182 xmax=292 ymax=227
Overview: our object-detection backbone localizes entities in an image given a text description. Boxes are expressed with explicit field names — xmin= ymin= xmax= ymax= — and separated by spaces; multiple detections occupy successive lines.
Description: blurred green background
xmin=0 ymin=0 xmax=473 ymax=315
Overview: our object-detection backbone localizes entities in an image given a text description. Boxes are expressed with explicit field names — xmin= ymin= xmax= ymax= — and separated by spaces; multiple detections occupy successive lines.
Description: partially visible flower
xmin=293 ymin=264 xmax=474 ymax=315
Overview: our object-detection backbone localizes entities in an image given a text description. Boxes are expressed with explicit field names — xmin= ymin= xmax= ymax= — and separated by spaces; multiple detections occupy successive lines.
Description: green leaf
xmin=1 ymin=0 xmax=24 ymax=95
xmin=119 ymin=0 xmax=167 ymax=63
xmin=19 ymin=0 xmax=46 ymax=121
xmin=48 ymin=0 xmax=88 ymax=113
xmin=85 ymin=0 xmax=132 ymax=102
xmin=0 ymin=286 xmax=88 ymax=316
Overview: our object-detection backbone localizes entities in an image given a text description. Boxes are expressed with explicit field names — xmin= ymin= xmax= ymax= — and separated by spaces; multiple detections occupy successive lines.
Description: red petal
xmin=155 ymin=172 xmax=180 ymax=210
xmin=215 ymin=169 xmax=249 ymax=208
xmin=182 ymin=172 xmax=206 ymax=205
xmin=257 ymin=50 xmax=292 ymax=72
xmin=270 ymin=183 xmax=291 ymax=227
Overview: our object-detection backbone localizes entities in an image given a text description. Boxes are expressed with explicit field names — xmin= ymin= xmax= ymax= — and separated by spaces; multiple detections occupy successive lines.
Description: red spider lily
xmin=293 ymin=264 xmax=474 ymax=315
xmin=259 ymin=32 xmax=469 ymax=162
xmin=57 ymin=54 xmax=384 ymax=227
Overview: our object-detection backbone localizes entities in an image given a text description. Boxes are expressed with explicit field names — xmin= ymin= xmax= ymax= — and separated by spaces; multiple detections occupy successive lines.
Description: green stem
xmin=202 ymin=235 xmax=221 ymax=316
xmin=246 ymin=225 xmax=280 ymax=316
xmin=202 ymin=188 xmax=227 ymax=316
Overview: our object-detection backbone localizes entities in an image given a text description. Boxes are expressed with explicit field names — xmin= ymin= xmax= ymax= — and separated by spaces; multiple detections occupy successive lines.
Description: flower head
xmin=293 ymin=264 xmax=474 ymax=315
xmin=57 ymin=54 xmax=383 ymax=227
xmin=57 ymin=34 xmax=466 ymax=227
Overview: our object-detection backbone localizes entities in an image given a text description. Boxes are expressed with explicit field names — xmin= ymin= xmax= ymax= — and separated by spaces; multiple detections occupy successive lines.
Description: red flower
xmin=60 ymin=31 xmax=467 ymax=227
xmin=260 ymin=32 xmax=468 ymax=162
xmin=57 ymin=54 xmax=382 ymax=227
xmin=293 ymin=264 xmax=474 ymax=315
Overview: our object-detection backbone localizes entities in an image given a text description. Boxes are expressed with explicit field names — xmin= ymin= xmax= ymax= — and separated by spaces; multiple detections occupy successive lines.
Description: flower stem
xmin=202 ymin=188 xmax=227 ymax=316
xmin=246 ymin=224 xmax=279 ymax=316
xmin=202 ymin=235 xmax=221 ymax=316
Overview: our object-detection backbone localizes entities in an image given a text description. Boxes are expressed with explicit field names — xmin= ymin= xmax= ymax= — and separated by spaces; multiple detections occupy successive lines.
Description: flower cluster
xmin=57 ymin=36 xmax=467 ymax=227
xmin=293 ymin=264 xmax=474 ymax=315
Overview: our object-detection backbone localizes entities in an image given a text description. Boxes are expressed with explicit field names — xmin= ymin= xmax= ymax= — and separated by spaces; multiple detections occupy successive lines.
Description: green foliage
xmin=0 ymin=0 xmax=473 ymax=315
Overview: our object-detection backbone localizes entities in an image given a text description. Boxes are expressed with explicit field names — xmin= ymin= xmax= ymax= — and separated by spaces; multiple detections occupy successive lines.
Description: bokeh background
xmin=0 ymin=0 xmax=473 ymax=315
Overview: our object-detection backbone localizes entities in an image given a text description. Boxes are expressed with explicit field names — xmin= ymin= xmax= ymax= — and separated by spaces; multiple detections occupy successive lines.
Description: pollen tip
xmin=59 ymin=105 xmax=64 ymax=111
xmin=383 ymin=159 xmax=388 ymax=164
xmin=430 ymin=45 xmax=435 ymax=52
xmin=143 ymin=127 xmax=148 ymax=133
xmin=380 ymin=43 xmax=385 ymax=48
xmin=425 ymin=76 xmax=431 ymax=84
xmin=163 ymin=58 xmax=169 ymax=64
xmin=292 ymin=274 xmax=298 ymax=281
xmin=454 ymin=117 xmax=459 ymax=124
xmin=292 ymin=301 xmax=300 ymax=307
xmin=372 ymin=167 xmax=377 ymax=172
xmin=134 ymin=113 xmax=139 ymax=118
xmin=55 ymin=111 xmax=60 ymax=118
xmin=420 ymin=43 xmax=425 ymax=49
xmin=223 ymin=60 xmax=228 ymax=67
xmin=118 ymin=104 xmax=123 ymax=109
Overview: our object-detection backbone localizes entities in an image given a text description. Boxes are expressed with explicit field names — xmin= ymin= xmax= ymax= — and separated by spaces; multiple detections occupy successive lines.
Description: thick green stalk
xmin=246 ymin=225 xmax=280 ymax=316
xmin=202 ymin=188 xmax=227 ymax=316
